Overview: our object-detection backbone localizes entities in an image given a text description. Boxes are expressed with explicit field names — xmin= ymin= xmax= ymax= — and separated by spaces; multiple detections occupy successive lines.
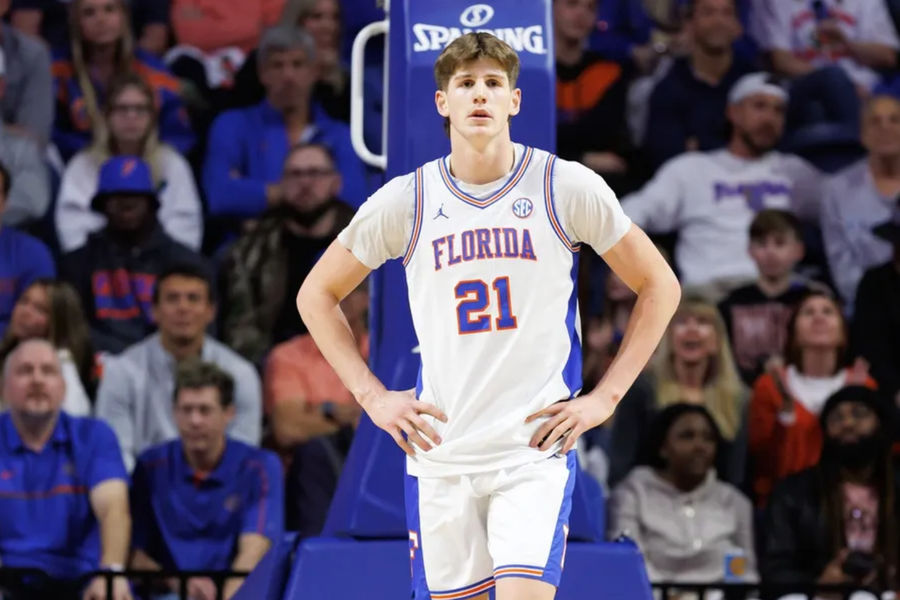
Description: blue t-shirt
xmin=131 ymin=438 xmax=284 ymax=571
xmin=0 ymin=412 xmax=128 ymax=579
xmin=202 ymin=100 xmax=369 ymax=217
xmin=0 ymin=226 xmax=55 ymax=338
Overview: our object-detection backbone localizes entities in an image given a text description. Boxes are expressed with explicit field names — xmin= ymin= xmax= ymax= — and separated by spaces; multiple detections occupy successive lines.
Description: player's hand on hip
xmin=526 ymin=392 xmax=618 ymax=454
xmin=364 ymin=389 xmax=448 ymax=457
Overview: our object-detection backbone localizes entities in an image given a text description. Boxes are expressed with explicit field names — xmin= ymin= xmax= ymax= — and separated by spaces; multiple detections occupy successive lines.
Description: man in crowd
xmin=822 ymin=94 xmax=900 ymax=309
xmin=221 ymin=142 xmax=353 ymax=365
xmin=623 ymin=72 xmax=821 ymax=299
xmin=96 ymin=263 xmax=262 ymax=471
xmin=60 ymin=157 xmax=206 ymax=354
xmin=763 ymin=386 xmax=898 ymax=593
xmin=645 ymin=0 xmax=752 ymax=170
xmin=130 ymin=359 xmax=282 ymax=600
xmin=0 ymin=339 xmax=130 ymax=600
xmin=203 ymin=25 xmax=366 ymax=224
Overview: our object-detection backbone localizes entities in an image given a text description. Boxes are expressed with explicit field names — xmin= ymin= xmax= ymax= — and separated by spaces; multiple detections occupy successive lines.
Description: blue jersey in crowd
xmin=0 ymin=413 xmax=128 ymax=579
xmin=130 ymin=438 xmax=284 ymax=571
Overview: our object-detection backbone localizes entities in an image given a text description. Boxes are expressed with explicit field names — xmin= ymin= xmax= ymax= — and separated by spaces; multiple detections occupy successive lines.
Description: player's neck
xmin=448 ymin=135 xmax=516 ymax=185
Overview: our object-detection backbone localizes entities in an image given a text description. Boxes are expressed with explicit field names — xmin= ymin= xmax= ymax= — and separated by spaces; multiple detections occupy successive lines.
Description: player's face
xmin=175 ymin=386 xmax=234 ymax=456
xmin=729 ymin=93 xmax=785 ymax=155
xmin=748 ymin=232 xmax=803 ymax=280
xmin=435 ymin=58 xmax=521 ymax=143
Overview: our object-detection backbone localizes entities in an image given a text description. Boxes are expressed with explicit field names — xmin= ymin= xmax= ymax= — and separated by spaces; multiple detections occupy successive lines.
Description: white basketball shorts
xmin=405 ymin=452 xmax=576 ymax=599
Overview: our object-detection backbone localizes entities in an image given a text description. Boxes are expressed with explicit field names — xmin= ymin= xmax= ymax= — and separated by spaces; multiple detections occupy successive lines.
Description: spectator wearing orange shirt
xmin=263 ymin=283 xmax=367 ymax=536
xmin=554 ymin=0 xmax=633 ymax=191
xmin=748 ymin=289 xmax=876 ymax=507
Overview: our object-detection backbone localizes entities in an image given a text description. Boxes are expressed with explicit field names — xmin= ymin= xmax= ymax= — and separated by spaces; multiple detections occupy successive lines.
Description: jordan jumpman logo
xmin=433 ymin=203 xmax=449 ymax=220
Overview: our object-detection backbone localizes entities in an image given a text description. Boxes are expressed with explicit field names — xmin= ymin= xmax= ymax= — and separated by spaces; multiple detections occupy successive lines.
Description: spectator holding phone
xmin=762 ymin=386 xmax=899 ymax=595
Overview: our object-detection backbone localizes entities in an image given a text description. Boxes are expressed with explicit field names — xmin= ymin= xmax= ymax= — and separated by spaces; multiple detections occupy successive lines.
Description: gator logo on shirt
xmin=223 ymin=494 xmax=242 ymax=513
xmin=121 ymin=159 xmax=138 ymax=177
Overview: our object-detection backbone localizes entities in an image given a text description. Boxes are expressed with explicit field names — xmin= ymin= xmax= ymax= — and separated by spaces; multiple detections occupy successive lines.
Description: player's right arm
xmin=296 ymin=175 xmax=447 ymax=456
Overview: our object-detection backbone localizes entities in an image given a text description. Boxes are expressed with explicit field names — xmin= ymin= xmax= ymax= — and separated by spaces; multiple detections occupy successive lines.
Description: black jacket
xmin=60 ymin=225 xmax=207 ymax=354
xmin=852 ymin=261 xmax=900 ymax=401
xmin=762 ymin=464 xmax=900 ymax=584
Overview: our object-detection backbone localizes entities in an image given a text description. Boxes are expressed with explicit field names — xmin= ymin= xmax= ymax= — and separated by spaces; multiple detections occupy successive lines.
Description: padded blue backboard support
xmin=325 ymin=0 xmax=602 ymax=540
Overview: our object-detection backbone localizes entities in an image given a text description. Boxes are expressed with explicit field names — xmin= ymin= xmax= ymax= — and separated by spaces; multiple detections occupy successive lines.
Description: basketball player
xmin=297 ymin=32 xmax=680 ymax=600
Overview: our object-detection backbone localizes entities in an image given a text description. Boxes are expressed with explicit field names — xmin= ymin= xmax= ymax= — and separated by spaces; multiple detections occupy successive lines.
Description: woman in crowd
xmin=52 ymin=0 xmax=194 ymax=160
xmin=749 ymin=290 xmax=875 ymax=507
xmin=281 ymin=0 xmax=348 ymax=121
xmin=608 ymin=297 xmax=747 ymax=488
xmin=0 ymin=279 xmax=95 ymax=415
xmin=55 ymin=72 xmax=203 ymax=253
xmin=608 ymin=404 xmax=758 ymax=587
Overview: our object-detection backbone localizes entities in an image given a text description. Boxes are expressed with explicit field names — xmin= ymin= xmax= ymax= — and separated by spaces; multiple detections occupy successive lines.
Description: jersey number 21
xmin=455 ymin=277 xmax=518 ymax=334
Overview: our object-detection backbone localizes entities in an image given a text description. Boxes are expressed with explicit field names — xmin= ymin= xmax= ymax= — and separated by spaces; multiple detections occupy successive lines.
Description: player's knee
xmin=494 ymin=577 xmax=557 ymax=600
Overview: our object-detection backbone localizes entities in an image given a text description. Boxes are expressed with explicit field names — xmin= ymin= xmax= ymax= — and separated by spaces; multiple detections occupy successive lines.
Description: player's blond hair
xmin=434 ymin=33 xmax=520 ymax=135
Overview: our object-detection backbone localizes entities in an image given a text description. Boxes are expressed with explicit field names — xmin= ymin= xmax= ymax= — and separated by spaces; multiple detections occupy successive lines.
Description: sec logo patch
xmin=512 ymin=197 xmax=533 ymax=218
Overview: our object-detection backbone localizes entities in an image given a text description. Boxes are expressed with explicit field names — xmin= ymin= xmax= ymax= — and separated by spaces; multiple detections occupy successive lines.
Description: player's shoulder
xmin=370 ymin=171 xmax=418 ymax=202
xmin=546 ymin=154 xmax=617 ymax=201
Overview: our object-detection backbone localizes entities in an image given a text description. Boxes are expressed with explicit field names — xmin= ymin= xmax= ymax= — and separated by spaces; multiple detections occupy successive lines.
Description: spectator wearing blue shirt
xmin=130 ymin=359 xmax=283 ymax=600
xmin=203 ymin=25 xmax=367 ymax=223
xmin=0 ymin=161 xmax=56 ymax=339
xmin=0 ymin=338 xmax=131 ymax=600
xmin=644 ymin=0 xmax=753 ymax=170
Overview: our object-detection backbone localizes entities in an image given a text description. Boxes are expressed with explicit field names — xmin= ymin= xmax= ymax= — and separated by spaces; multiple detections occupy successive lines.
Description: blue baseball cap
xmin=91 ymin=156 xmax=159 ymax=213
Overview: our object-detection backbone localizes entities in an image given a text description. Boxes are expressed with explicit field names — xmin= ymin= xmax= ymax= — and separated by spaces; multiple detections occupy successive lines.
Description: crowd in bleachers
xmin=0 ymin=0 xmax=899 ymax=598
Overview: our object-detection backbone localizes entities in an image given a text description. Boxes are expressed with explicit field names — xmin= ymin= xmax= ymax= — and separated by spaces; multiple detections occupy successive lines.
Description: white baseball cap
xmin=728 ymin=72 xmax=788 ymax=105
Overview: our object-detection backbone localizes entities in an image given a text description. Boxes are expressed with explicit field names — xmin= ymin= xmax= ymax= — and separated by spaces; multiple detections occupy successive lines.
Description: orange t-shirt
xmin=263 ymin=333 xmax=370 ymax=414
xmin=171 ymin=0 xmax=286 ymax=53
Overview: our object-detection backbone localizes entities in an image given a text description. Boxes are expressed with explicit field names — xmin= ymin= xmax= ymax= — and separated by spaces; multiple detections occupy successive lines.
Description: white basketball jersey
xmin=402 ymin=145 xmax=583 ymax=477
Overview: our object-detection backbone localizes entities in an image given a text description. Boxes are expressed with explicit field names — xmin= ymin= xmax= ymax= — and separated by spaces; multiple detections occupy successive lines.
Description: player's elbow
xmin=295 ymin=278 xmax=320 ymax=330
xmin=645 ymin=263 xmax=681 ymax=310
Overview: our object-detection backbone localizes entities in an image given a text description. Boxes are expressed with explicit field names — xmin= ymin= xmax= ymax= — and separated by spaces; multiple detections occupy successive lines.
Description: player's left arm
xmin=528 ymin=163 xmax=680 ymax=453
xmin=529 ymin=225 xmax=680 ymax=452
